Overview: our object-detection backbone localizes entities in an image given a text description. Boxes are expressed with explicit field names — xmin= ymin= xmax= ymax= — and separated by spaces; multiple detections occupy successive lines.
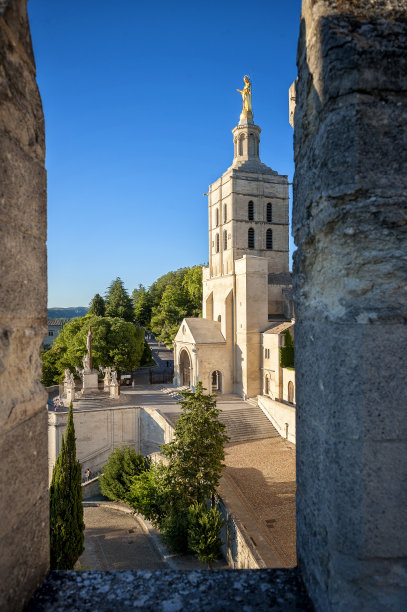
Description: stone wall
xmin=139 ymin=406 xmax=173 ymax=456
xmin=81 ymin=476 xmax=102 ymax=500
xmin=48 ymin=405 xmax=175 ymax=482
xmin=293 ymin=1 xmax=407 ymax=609
xmin=258 ymin=395 xmax=296 ymax=444
xmin=217 ymin=494 xmax=266 ymax=570
xmin=48 ymin=405 xmax=140 ymax=482
xmin=0 ymin=1 xmax=49 ymax=609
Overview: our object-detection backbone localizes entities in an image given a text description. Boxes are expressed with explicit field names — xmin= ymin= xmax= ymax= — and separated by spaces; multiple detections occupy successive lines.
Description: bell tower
xmin=207 ymin=77 xmax=289 ymax=281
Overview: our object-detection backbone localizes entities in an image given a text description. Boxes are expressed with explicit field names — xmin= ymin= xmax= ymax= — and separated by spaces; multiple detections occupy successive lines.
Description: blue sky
xmin=27 ymin=0 xmax=301 ymax=307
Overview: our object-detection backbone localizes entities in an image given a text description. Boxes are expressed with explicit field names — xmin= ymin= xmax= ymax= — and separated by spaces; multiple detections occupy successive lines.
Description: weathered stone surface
xmin=293 ymin=1 xmax=407 ymax=610
xmin=0 ymin=410 xmax=48 ymax=540
xmin=27 ymin=569 xmax=313 ymax=611
xmin=0 ymin=493 xmax=49 ymax=612
xmin=0 ymin=0 xmax=48 ymax=608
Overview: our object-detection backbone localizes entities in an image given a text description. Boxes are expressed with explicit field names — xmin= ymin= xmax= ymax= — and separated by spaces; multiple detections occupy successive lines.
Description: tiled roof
xmin=47 ymin=320 xmax=64 ymax=326
xmin=263 ymin=321 xmax=294 ymax=335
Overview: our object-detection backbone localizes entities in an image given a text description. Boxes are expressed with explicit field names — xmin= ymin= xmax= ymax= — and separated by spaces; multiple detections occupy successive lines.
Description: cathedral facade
xmin=174 ymin=87 xmax=294 ymax=401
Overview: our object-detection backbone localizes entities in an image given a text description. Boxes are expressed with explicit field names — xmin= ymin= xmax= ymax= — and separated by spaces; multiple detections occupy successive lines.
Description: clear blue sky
xmin=27 ymin=0 xmax=301 ymax=308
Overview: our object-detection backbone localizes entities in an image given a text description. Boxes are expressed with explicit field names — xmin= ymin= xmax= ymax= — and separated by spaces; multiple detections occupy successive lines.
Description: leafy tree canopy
xmin=99 ymin=446 xmax=148 ymax=501
xmin=133 ymin=265 xmax=203 ymax=346
xmin=133 ymin=288 xmax=153 ymax=328
xmin=161 ymin=382 xmax=229 ymax=507
xmin=105 ymin=277 xmax=134 ymax=322
xmin=41 ymin=314 xmax=144 ymax=385
xmin=127 ymin=384 xmax=228 ymax=557
xmin=88 ymin=293 xmax=105 ymax=317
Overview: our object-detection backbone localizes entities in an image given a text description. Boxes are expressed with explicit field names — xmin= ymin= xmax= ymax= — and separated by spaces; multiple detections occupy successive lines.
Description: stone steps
xmin=219 ymin=407 xmax=280 ymax=443
xmin=164 ymin=404 xmax=279 ymax=444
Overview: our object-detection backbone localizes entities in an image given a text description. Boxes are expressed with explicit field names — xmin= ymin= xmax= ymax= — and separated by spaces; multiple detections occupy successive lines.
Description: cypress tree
xmin=49 ymin=402 xmax=84 ymax=569
xmin=105 ymin=277 xmax=134 ymax=322
xmin=88 ymin=293 xmax=105 ymax=316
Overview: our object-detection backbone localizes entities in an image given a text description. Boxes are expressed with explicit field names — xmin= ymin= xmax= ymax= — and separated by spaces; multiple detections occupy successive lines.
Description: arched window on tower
xmin=249 ymin=133 xmax=255 ymax=156
xmin=267 ymin=203 xmax=272 ymax=222
xmin=248 ymin=228 xmax=255 ymax=249
xmin=266 ymin=229 xmax=273 ymax=250
xmin=248 ymin=201 xmax=254 ymax=221
xmin=215 ymin=208 xmax=219 ymax=227
xmin=223 ymin=230 xmax=227 ymax=250
xmin=239 ymin=135 xmax=244 ymax=156
xmin=224 ymin=204 xmax=227 ymax=223
xmin=216 ymin=233 xmax=220 ymax=253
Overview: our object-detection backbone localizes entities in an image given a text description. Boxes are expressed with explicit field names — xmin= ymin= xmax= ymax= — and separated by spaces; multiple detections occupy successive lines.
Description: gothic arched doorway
xmin=179 ymin=349 xmax=191 ymax=387
xmin=211 ymin=370 xmax=222 ymax=393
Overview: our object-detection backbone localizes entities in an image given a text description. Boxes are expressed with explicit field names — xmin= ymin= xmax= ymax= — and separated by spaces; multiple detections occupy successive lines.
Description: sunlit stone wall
xmin=293 ymin=1 xmax=407 ymax=609
xmin=0 ymin=0 xmax=49 ymax=609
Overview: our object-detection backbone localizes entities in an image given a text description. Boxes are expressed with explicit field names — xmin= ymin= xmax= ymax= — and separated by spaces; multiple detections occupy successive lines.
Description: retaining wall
xmin=258 ymin=395 xmax=296 ymax=444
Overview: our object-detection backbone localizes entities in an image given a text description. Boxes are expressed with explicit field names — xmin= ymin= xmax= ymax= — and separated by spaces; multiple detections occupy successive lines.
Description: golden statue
xmin=237 ymin=75 xmax=252 ymax=113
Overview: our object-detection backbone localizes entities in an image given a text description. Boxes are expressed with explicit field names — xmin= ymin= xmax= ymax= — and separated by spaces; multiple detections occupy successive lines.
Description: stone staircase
xmin=219 ymin=406 xmax=280 ymax=443
xmin=160 ymin=389 xmax=280 ymax=444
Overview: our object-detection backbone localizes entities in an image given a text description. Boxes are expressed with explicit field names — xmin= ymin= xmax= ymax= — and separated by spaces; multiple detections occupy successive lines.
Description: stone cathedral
xmin=174 ymin=78 xmax=294 ymax=400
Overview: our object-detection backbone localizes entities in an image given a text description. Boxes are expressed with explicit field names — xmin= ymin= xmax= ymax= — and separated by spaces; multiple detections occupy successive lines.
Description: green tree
xmin=150 ymin=284 xmax=189 ymax=346
xmin=127 ymin=462 xmax=168 ymax=525
xmin=140 ymin=339 xmax=155 ymax=366
xmin=41 ymin=314 xmax=145 ymax=385
xmin=128 ymin=385 xmax=228 ymax=555
xmin=41 ymin=347 xmax=60 ymax=386
xmin=133 ymin=288 xmax=153 ymax=327
xmin=105 ymin=277 xmax=134 ymax=322
xmin=162 ymin=382 xmax=229 ymax=506
xmin=99 ymin=446 xmax=147 ymax=501
xmin=182 ymin=265 xmax=203 ymax=315
xmin=49 ymin=402 xmax=84 ymax=569
xmin=188 ymin=503 xmax=224 ymax=568
xmin=88 ymin=293 xmax=105 ymax=316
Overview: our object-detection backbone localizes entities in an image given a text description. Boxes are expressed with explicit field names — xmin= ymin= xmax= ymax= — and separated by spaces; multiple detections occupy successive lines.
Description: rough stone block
xmin=0 ymin=409 xmax=48 ymax=541
xmin=295 ymin=321 xmax=407 ymax=441
xmin=0 ymin=223 xmax=47 ymax=318
xmin=0 ymin=493 xmax=49 ymax=612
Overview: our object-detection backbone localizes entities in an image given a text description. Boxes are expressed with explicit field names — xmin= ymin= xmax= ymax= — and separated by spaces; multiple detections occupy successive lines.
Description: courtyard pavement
xmin=78 ymin=501 xmax=228 ymax=571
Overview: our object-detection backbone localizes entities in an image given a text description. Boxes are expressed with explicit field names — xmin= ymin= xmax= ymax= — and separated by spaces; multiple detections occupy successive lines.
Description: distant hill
xmin=47 ymin=307 xmax=88 ymax=321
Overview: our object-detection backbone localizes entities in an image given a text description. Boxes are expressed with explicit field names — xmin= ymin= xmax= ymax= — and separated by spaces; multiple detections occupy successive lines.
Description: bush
xmin=127 ymin=463 xmax=167 ymax=525
xmin=99 ymin=446 xmax=147 ymax=501
xmin=161 ymin=510 xmax=190 ymax=554
xmin=188 ymin=503 xmax=224 ymax=568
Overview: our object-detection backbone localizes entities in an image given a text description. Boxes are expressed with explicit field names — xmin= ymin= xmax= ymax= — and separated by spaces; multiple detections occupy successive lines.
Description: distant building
xmin=43 ymin=319 xmax=64 ymax=349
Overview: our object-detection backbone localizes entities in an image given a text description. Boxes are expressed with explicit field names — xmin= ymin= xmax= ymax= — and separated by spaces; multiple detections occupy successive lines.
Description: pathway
xmin=78 ymin=501 xmax=228 ymax=571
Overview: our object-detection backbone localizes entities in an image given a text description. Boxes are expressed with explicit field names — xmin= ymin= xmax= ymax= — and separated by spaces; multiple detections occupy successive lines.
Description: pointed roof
xmin=174 ymin=317 xmax=226 ymax=345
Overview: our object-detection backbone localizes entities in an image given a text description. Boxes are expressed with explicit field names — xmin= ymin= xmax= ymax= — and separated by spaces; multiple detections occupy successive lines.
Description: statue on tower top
xmin=237 ymin=75 xmax=252 ymax=113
